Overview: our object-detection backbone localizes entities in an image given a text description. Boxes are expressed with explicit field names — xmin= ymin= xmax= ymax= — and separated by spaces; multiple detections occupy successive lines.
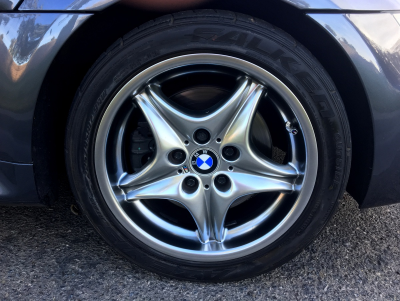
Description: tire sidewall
xmin=66 ymin=12 xmax=351 ymax=281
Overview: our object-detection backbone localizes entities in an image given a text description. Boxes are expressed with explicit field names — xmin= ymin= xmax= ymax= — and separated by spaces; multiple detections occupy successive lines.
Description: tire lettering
xmin=190 ymin=28 xmax=223 ymax=42
xmin=246 ymin=36 xmax=270 ymax=56
xmin=215 ymin=31 xmax=247 ymax=46
xmin=312 ymin=94 xmax=335 ymax=118
xmin=270 ymin=49 xmax=300 ymax=73
xmin=295 ymin=71 xmax=321 ymax=92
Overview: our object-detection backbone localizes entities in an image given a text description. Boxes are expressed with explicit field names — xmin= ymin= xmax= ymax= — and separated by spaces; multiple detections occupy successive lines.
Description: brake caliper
xmin=130 ymin=121 xmax=155 ymax=171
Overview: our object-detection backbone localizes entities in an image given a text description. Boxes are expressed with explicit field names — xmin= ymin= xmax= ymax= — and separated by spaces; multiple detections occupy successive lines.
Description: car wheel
xmin=65 ymin=10 xmax=351 ymax=281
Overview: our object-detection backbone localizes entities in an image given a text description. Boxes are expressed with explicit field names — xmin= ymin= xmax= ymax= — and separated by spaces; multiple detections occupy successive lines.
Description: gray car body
xmin=0 ymin=0 xmax=399 ymax=208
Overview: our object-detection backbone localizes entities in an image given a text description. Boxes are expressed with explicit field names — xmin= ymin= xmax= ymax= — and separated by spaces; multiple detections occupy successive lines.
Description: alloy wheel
xmin=94 ymin=53 xmax=318 ymax=261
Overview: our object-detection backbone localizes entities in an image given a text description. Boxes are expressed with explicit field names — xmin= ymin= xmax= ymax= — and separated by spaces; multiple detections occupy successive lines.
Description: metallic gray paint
xmin=18 ymin=0 xmax=400 ymax=12
xmin=310 ymin=13 xmax=400 ymax=207
xmin=0 ymin=13 xmax=91 ymax=163
xmin=0 ymin=0 xmax=20 ymax=10
xmin=19 ymin=0 xmax=117 ymax=11
xmin=0 ymin=160 xmax=39 ymax=204
xmin=284 ymin=0 xmax=400 ymax=10
xmin=18 ymin=0 xmax=213 ymax=11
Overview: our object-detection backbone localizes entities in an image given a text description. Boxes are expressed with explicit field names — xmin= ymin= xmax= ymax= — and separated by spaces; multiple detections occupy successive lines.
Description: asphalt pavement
xmin=1 ymin=187 xmax=400 ymax=300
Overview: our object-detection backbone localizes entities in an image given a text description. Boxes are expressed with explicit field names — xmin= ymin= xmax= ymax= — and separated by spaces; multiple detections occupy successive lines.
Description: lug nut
xmin=194 ymin=129 xmax=210 ymax=144
xmin=224 ymin=147 xmax=234 ymax=157
xmin=214 ymin=174 xmax=231 ymax=192
xmin=216 ymin=175 xmax=227 ymax=185
xmin=183 ymin=176 xmax=199 ymax=194
xmin=196 ymin=131 xmax=208 ymax=141
xmin=173 ymin=150 xmax=183 ymax=160
xmin=169 ymin=149 xmax=186 ymax=164
xmin=222 ymin=146 xmax=240 ymax=161
xmin=186 ymin=178 xmax=196 ymax=187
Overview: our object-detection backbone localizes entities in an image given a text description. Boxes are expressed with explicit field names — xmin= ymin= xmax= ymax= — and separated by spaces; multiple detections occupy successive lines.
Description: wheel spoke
xmin=221 ymin=84 xmax=298 ymax=178
xmin=126 ymin=175 xmax=211 ymax=243
xmin=146 ymin=76 xmax=252 ymax=140
xmin=222 ymin=83 xmax=265 ymax=146
xmin=210 ymin=172 xmax=294 ymax=241
xmin=108 ymin=105 xmax=135 ymax=185
xmin=236 ymin=150 xmax=298 ymax=178
xmin=118 ymin=91 xmax=186 ymax=188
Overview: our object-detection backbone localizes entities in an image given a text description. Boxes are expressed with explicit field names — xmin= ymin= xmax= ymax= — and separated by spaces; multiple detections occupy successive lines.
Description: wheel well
xmin=32 ymin=0 xmax=373 ymax=205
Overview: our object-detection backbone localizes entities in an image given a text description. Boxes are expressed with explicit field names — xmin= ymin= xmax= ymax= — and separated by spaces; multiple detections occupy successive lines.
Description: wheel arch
xmin=32 ymin=0 xmax=373 ymax=205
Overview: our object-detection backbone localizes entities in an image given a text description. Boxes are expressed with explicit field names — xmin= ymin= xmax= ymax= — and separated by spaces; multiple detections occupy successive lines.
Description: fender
xmin=18 ymin=0 xmax=117 ymax=10
xmin=17 ymin=0 xmax=400 ymax=11
xmin=283 ymin=0 xmax=400 ymax=10
xmin=0 ymin=0 xmax=20 ymax=10
xmin=0 ymin=13 xmax=92 ymax=163
xmin=310 ymin=13 xmax=400 ymax=207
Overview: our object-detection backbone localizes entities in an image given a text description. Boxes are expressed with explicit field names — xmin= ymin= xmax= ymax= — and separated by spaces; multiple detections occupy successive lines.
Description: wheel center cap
xmin=190 ymin=148 xmax=219 ymax=175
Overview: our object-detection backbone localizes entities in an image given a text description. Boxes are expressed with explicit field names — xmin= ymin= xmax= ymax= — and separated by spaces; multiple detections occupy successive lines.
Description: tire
xmin=65 ymin=10 xmax=351 ymax=282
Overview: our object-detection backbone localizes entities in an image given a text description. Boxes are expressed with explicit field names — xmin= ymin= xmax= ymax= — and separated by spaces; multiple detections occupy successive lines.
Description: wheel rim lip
xmin=94 ymin=53 xmax=318 ymax=262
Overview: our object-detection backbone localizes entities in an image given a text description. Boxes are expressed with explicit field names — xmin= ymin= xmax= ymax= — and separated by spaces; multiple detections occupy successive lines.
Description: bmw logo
xmin=190 ymin=148 xmax=219 ymax=175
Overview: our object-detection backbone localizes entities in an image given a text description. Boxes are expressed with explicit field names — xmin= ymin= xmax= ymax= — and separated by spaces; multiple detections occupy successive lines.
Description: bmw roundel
xmin=190 ymin=148 xmax=219 ymax=175
xmin=196 ymin=154 xmax=213 ymax=170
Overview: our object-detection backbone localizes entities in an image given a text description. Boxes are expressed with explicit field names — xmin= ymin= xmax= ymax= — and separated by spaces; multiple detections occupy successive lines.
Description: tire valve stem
xmin=285 ymin=121 xmax=298 ymax=135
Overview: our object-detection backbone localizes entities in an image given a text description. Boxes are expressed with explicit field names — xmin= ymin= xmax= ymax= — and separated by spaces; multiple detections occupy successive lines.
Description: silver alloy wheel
xmin=95 ymin=54 xmax=318 ymax=261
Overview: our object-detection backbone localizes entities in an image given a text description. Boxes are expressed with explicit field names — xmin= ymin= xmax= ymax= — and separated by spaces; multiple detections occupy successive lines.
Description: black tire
xmin=65 ymin=10 xmax=351 ymax=282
